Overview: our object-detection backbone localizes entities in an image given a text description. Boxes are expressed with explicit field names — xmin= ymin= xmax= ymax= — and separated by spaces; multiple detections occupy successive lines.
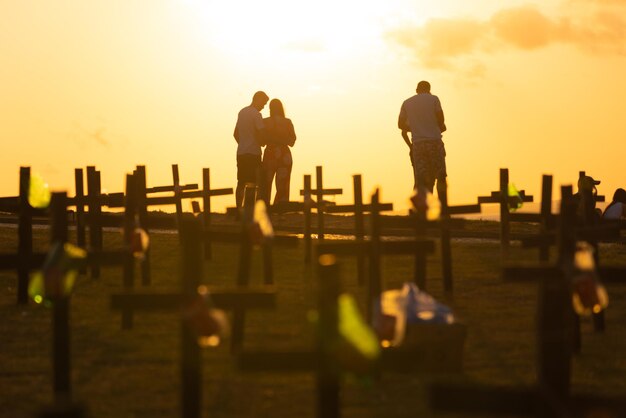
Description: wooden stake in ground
xmin=111 ymin=216 xmax=276 ymax=418
xmin=324 ymin=175 xmax=393 ymax=285
xmin=0 ymin=167 xmax=46 ymax=304
xmin=477 ymin=168 xmax=534 ymax=258
xmin=430 ymin=185 xmax=626 ymax=417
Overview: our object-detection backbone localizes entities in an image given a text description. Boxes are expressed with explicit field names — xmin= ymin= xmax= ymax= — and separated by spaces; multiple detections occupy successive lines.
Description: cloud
xmin=490 ymin=7 xmax=556 ymax=50
xmin=386 ymin=3 xmax=626 ymax=75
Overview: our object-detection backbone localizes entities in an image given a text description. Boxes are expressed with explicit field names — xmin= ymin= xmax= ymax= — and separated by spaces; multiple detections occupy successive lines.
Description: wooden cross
xmin=316 ymin=189 xmax=436 ymax=321
xmin=323 ymin=174 xmax=393 ymax=284
xmin=206 ymin=184 xmax=297 ymax=351
xmin=298 ymin=166 xmax=343 ymax=243
xmin=430 ymin=185 xmax=626 ymax=417
xmin=517 ymin=182 xmax=625 ymax=349
xmin=0 ymin=167 xmax=47 ymax=304
xmin=236 ymin=254 xmax=345 ymax=418
xmin=72 ymin=165 xmax=233 ymax=283
xmin=477 ymin=168 xmax=535 ymax=257
xmin=239 ymin=253 xmax=466 ymax=418
xmin=31 ymin=191 xmax=133 ymax=400
xmin=438 ymin=185 xmax=482 ymax=292
xmin=378 ymin=188 xmax=479 ymax=293
xmin=110 ymin=216 xmax=276 ymax=418
xmin=138 ymin=165 xmax=233 ymax=259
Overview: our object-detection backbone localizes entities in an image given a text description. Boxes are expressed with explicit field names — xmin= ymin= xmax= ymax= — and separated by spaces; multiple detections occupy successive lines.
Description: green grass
xmin=0 ymin=223 xmax=625 ymax=418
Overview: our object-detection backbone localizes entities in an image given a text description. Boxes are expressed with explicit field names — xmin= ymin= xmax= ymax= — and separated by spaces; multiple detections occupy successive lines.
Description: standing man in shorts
xmin=234 ymin=91 xmax=269 ymax=210
xmin=398 ymin=80 xmax=447 ymax=204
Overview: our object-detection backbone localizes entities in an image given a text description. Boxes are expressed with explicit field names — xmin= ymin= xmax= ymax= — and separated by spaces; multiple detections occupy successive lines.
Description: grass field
xmin=1 ymin=220 xmax=625 ymax=418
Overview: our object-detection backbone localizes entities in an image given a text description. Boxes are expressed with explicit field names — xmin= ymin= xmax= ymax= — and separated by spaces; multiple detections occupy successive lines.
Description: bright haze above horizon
xmin=1 ymin=0 xmax=625 ymax=213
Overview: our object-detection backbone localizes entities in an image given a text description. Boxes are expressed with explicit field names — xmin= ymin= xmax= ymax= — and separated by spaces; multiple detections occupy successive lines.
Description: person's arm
xmin=437 ymin=110 xmax=446 ymax=133
xmin=398 ymin=104 xmax=409 ymax=131
xmin=233 ymin=126 xmax=239 ymax=143
xmin=435 ymin=98 xmax=446 ymax=133
xmin=286 ymin=119 xmax=296 ymax=147
xmin=401 ymin=130 xmax=411 ymax=148
xmin=254 ymin=113 xmax=266 ymax=146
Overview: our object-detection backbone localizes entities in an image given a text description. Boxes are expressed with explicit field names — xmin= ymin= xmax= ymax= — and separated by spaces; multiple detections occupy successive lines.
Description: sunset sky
xmin=2 ymin=0 xmax=625 ymax=214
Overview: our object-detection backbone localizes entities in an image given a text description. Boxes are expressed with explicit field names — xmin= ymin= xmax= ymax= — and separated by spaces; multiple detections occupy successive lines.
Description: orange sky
xmin=1 ymin=0 xmax=625 ymax=214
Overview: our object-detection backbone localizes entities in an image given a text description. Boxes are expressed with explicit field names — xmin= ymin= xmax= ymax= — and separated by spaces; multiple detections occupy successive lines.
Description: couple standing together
xmin=233 ymin=91 xmax=296 ymax=210
xmin=233 ymin=81 xmax=446 ymax=211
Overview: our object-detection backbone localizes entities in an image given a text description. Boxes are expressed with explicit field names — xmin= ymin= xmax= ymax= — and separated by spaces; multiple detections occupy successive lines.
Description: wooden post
xmin=539 ymin=185 xmax=576 ymax=402
xmin=578 ymin=173 xmax=606 ymax=333
xmin=258 ymin=182 xmax=274 ymax=285
xmin=111 ymin=216 xmax=276 ymax=418
xmin=368 ymin=190 xmax=382 ymax=323
xmin=202 ymin=168 xmax=212 ymax=260
xmin=74 ymin=169 xmax=86 ymax=252
xmin=180 ymin=219 xmax=203 ymax=418
xmin=431 ymin=183 xmax=626 ymax=417
xmin=50 ymin=192 xmax=71 ymax=400
xmin=172 ymin=164 xmax=184 ymax=230
xmin=353 ymin=175 xmax=366 ymax=286
xmin=304 ymin=174 xmax=312 ymax=264
xmin=122 ymin=174 xmax=137 ymax=329
xmin=316 ymin=166 xmax=325 ymax=240
xmin=539 ymin=175 xmax=553 ymax=262
xmin=86 ymin=167 xmax=102 ymax=279
xmin=414 ymin=192 xmax=427 ymax=290
xmin=134 ymin=166 xmax=151 ymax=286
xmin=232 ymin=184 xmax=257 ymax=352
xmin=257 ymin=165 xmax=269 ymax=205
xmin=317 ymin=255 xmax=340 ymax=418
xmin=500 ymin=168 xmax=510 ymax=258
xmin=17 ymin=166 xmax=33 ymax=305
xmin=440 ymin=184 xmax=453 ymax=293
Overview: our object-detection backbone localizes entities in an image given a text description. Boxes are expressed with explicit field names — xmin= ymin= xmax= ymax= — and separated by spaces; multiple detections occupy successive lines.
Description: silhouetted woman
xmin=262 ymin=99 xmax=296 ymax=204
xmin=603 ymin=188 xmax=626 ymax=220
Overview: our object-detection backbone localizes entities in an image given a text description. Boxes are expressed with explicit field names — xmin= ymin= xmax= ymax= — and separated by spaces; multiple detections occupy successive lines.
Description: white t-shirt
xmin=235 ymin=105 xmax=264 ymax=156
xmin=603 ymin=202 xmax=624 ymax=220
xmin=399 ymin=93 xmax=443 ymax=142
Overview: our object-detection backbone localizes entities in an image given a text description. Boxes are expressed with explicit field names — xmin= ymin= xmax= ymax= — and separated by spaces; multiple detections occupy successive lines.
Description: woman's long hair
xmin=269 ymin=99 xmax=285 ymax=118
xmin=612 ymin=188 xmax=626 ymax=204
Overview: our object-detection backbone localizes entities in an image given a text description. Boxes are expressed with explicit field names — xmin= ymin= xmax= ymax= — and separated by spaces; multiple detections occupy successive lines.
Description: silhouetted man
xmin=234 ymin=91 xmax=269 ymax=210
xmin=398 ymin=80 xmax=447 ymax=204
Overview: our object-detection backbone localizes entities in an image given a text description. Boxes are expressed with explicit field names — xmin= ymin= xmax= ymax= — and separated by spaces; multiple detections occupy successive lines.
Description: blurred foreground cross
xmin=430 ymin=185 xmax=626 ymax=418
xmin=111 ymin=216 xmax=276 ymax=418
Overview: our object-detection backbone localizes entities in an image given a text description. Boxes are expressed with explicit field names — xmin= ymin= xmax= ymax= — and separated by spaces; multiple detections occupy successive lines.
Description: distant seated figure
xmin=603 ymin=188 xmax=626 ymax=220
xmin=573 ymin=175 xmax=602 ymax=224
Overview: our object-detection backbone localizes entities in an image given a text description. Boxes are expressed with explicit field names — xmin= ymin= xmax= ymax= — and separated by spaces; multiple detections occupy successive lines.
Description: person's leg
xmin=436 ymin=176 xmax=448 ymax=208
xmin=274 ymin=149 xmax=293 ymax=204
xmin=236 ymin=154 xmax=261 ymax=210
xmin=236 ymin=155 xmax=245 ymax=210
xmin=409 ymin=147 xmax=416 ymax=191
xmin=411 ymin=142 xmax=421 ymax=193
xmin=435 ymin=140 xmax=448 ymax=206
xmin=262 ymin=151 xmax=277 ymax=205
xmin=274 ymin=164 xmax=292 ymax=203
xmin=413 ymin=141 xmax=435 ymax=193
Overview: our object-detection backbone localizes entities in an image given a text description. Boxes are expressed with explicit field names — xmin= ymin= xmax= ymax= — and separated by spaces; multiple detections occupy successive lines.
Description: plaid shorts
xmin=412 ymin=139 xmax=447 ymax=185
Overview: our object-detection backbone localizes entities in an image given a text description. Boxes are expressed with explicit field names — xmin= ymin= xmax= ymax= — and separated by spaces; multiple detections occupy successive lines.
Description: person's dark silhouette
xmin=603 ymin=188 xmax=626 ymax=220
xmin=262 ymin=99 xmax=296 ymax=205
xmin=233 ymin=91 xmax=269 ymax=211
xmin=398 ymin=80 xmax=448 ymax=204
